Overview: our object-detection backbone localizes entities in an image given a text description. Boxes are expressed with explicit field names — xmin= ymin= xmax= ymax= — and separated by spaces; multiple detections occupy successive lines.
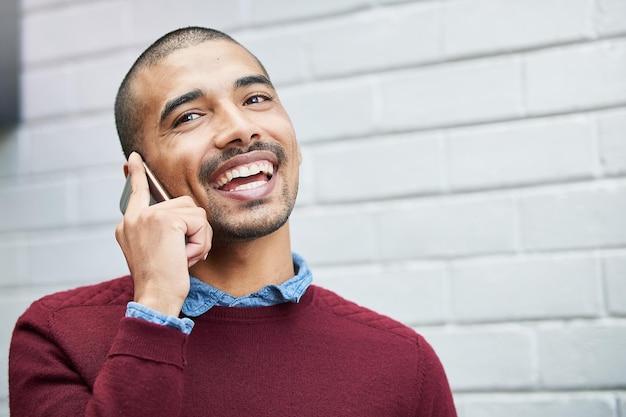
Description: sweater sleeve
xmin=414 ymin=335 xmax=458 ymax=417
xmin=9 ymin=301 xmax=188 ymax=417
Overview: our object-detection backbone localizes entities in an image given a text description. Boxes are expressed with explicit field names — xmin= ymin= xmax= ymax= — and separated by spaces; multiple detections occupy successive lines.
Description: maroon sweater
xmin=9 ymin=276 xmax=457 ymax=416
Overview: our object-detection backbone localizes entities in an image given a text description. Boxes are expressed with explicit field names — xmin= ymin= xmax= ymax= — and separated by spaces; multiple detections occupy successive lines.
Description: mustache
xmin=198 ymin=141 xmax=287 ymax=184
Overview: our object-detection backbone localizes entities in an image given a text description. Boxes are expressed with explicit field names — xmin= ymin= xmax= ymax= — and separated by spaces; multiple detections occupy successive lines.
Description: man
xmin=9 ymin=27 xmax=457 ymax=416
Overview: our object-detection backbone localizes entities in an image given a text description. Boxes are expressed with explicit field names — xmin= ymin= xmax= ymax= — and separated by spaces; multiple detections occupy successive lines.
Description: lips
xmin=208 ymin=151 xmax=277 ymax=194
xmin=212 ymin=161 xmax=274 ymax=191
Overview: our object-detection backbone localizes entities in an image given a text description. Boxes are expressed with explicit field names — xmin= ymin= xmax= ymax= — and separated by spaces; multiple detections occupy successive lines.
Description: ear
xmin=123 ymin=161 xmax=130 ymax=178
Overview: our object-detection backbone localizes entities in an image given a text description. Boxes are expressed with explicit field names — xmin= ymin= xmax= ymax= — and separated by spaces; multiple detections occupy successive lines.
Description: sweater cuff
xmin=109 ymin=317 xmax=189 ymax=369
xmin=126 ymin=301 xmax=195 ymax=335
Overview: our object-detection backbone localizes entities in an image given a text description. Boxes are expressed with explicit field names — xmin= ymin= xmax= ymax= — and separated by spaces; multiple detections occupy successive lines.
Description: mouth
xmin=207 ymin=150 xmax=278 ymax=196
xmin=210 ymin=160 xmax=274 ymax=192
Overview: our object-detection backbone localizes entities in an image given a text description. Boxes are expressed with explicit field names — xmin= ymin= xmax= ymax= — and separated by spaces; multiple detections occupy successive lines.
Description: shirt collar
xmin=181 ymin=252 xmax=312 ymax=317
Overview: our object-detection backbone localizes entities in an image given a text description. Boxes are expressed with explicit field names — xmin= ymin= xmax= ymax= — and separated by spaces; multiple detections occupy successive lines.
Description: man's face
xmin=132 ymin=40 xmax=301 ymax=242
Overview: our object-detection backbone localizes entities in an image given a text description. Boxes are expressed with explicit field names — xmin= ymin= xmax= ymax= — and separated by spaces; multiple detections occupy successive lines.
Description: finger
xmin=125 ymin=152 xmax=151 ymax=215
xmin=186 ymin=228 xmax=211 ymax=267
xmin=182 ymin=209 xmax=212 ymax=266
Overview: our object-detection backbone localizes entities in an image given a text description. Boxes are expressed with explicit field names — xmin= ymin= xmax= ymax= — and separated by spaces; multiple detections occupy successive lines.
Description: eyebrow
xmin=160 ymin=88 xmax=204 ymax=123
xmin=235 ymin=74 xmax=274 ymax=89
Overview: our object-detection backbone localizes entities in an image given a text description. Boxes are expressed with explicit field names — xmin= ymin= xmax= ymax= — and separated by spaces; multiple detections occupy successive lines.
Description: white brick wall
xmin=379 ymin=56 xmax=525 ymax=130
xmin=441 ymin=0 xmax=594 ymax=57
xmin=450 ymin=255 xmax=603 ymax=322
xmin=537 ymin=323 xmax=626 ymax=389
xmin=2 ymin=0 xmax=625 ymax=416
xmin=605 ymin=254 xmax=626 ymax=315
xmin=460 ymin=393 xmax=618 ymax=417
xmin=447 ymin=115 xmax=596 ymax=190
xmin=599 ymin=109 xmax=626 ymax=175
xmin=525 ymin=41 xmax=626 ymax=114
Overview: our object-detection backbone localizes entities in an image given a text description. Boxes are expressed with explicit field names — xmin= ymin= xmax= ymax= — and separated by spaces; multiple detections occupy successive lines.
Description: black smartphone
xmin=119 ymin=162 xmax=170 ymax=214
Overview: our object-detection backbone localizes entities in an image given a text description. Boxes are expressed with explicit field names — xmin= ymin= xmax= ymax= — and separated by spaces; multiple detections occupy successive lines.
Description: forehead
xmin=133 ymin=40 xmax=266 ymax=105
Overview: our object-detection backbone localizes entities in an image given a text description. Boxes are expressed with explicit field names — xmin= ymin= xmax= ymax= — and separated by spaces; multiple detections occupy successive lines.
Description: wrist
xmin=134 ymin=294 xmax=184 ymax=317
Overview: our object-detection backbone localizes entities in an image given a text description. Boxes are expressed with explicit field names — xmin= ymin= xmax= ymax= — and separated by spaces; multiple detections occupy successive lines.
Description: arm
xmin=9 ymin=306 xmax=187 ymax=417
xmin=415 ymin=336 xmax=458 ymax=417
xmin=10 ymin=152 xmax=211 ymax=417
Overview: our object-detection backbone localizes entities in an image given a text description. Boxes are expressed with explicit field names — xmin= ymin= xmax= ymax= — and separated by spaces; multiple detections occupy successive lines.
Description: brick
xmin=130 ymin=0 xmax=242 ymax=44
xmin=598 ymin=109 xmax=626 ymax=176
xmin=378 ymin=197 xmax=517 ymax=260
xmin=290 ymin=209 xmax=377 ymax=265
xmin=312 ymin=131 xmax=444 ymax=203
xmin=0 ymin=128 xmax=22 ymax=178
xmin=520 ymin=183 xmax=626 ymax=251
xmin=619 ymin=394 xmax=626 ymax=417
xmin=21 ymin=66 xmax=72 ymax=120
xmin=537 ymin=323 xmax=626 ymax=388
xmin=77 ymin=173 xmax=126 ymax=225
xmin=70 ymin=54 xmax=134 ymax=113
xmin=248 ymin=0 xmax=368 ymax=25
xmin=379 ymin=57 xmax=524 ymax=131
xmin=309 ymin=3 xmax=440 ymax=77
xmin=22 ymin=0 xmax=64 ymax=11
xmin=462 ymin=395 xmax=616 ymax=417
xmin=443 ymin=0 xmax=592 ymax=58
xmin=0 ymin=342 xmax=8 ymax=415
xmin=240 ymin=28 xmax=310 ymax=86
xmin=313 ymin=263 xmax=447 ymax=325
xmin=451 ymin=256 xmax=602 ymax=323
xmin=594 ymin=0 xmax=626 ymax=36
xmin=422 ymin=328 xmax=534 ymax=391
xmin=448 ymin=115 xmax=595 ymax=190
xmin=28 ymin=230 xmax=128 ymax=285
xmin=22 ymin=1 xmax=131 ymax=64
xmin=23 ymin=54 xmax=131 ymax=120
xmin=525 ymin=41 xmax=626 ymax=115
xmin=28 ymin=116 xmax=124 ymax=174
xmin=604 ymin=254 xmax=626 ymax=316
xmin=377 ymin=0 xmax=414 ymax=3
xmin=280 ymin=78 xmax=376 ymax=142
xmin=0 ymin=181 xmax=68 ymax=231
xmin=0 ymin=242 xmax=26 ymax=287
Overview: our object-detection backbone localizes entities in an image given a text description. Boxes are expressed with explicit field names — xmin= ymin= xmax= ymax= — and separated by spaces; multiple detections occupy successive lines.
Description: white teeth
xmin=232 ymin=180 xmax=267 ymax=191
xmin=213 ymin=161 xmax=274 ymax=188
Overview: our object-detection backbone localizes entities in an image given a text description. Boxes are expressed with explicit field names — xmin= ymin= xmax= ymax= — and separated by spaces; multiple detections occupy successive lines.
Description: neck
xmin=189 ymin=223 xmax=295 ymax=297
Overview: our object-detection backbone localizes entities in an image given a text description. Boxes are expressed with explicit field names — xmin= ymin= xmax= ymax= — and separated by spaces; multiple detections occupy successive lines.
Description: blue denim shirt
xmin=126 ymin=253 xmax=312 ymax=335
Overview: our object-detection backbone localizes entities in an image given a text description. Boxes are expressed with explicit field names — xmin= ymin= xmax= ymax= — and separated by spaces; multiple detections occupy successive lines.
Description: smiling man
xmin=9 ymin=27 xmax=457 ymax=416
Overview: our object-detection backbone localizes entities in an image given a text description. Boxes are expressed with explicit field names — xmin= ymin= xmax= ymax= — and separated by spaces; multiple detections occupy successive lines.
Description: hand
xmin=115 ymin=152 xmax=212 ymax=316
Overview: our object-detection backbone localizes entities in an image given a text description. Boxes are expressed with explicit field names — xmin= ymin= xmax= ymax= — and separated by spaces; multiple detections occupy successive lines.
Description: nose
xmin=212 ymin=103 xmax=259 ymax=149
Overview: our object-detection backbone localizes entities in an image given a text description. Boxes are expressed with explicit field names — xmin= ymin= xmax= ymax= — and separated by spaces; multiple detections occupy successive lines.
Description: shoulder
xmin=307 ymin=285 xmax=421 ymax=345
xmin=19 ymin=276 xmax=133 ymax=323
xmin=306 ymin=285 xmax=457 ymax=413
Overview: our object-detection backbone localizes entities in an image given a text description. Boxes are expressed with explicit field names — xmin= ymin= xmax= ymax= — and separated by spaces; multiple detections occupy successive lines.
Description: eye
xmin=244 ymin=94 xmax=273 ymax=106
xmin=174 ymin=112 xmax=201 ymax=127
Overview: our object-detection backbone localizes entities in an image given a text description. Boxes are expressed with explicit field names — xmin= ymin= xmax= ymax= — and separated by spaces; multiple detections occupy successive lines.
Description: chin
xmin=212 ymin=209 xmax=291 ymax=243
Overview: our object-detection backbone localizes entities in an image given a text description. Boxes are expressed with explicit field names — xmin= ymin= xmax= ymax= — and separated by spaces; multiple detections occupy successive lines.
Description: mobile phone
xmin=119 ymin=162 xmax=170 ymax=214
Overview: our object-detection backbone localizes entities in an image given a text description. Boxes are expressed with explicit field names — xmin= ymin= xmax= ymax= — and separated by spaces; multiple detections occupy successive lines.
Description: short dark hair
xmin=114 ymin=27 xmax=264 ymax=158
